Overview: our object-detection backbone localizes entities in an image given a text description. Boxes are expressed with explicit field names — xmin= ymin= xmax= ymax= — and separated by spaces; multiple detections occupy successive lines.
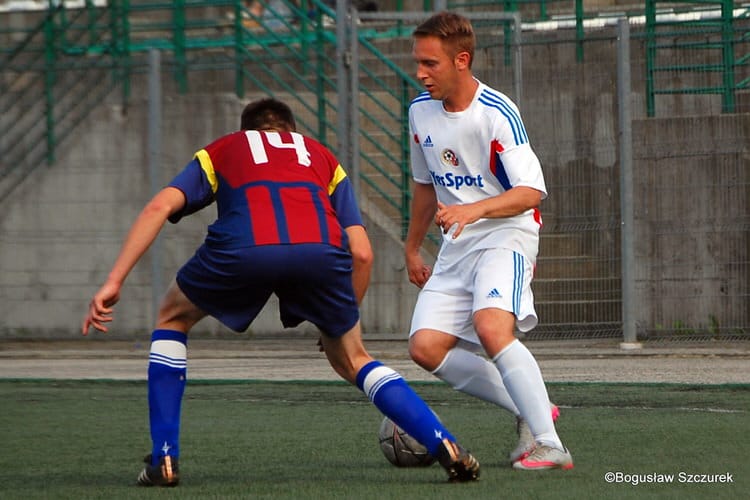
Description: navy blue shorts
xmin=176 ymin=243 xmax=359 ymax=338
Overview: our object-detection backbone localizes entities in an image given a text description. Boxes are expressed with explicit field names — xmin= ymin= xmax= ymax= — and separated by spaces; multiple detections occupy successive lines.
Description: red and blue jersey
xmin=168 ymin=130 xmax=362 ymax=250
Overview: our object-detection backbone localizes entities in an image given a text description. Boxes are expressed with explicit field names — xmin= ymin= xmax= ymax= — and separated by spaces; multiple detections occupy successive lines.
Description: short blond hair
xmin=413 ymin=11 xmax=476 ymax=68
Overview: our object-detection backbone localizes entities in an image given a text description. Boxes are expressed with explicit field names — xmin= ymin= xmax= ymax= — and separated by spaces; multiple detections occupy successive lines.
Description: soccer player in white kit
xmin=405 ymin=11 xmax=573 ymax=470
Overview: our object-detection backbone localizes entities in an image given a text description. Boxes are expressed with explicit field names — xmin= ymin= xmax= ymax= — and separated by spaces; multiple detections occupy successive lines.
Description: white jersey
xmin=409 ymin=81 xmax=547 ymax=270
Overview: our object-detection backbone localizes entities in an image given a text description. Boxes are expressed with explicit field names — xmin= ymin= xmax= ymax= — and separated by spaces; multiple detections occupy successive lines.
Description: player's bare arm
xmin=344 ymin=224 xmax=374 ymax=304
xmin=82 ymin=187 xmax=187 ymax=335
xmin=405 ymin=182 xmax=437 ymax=288
xmin=318 ymin=224 xmax=372 ymax=354
xmin=435 ymin=186 xmax=543 ymax=239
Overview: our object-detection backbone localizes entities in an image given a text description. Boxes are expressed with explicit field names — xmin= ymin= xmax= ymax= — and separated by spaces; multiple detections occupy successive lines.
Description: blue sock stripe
xmin=355 ymin=360 xmax=383 ymax=391
xmin=148 ymin=332 xmax=187 ymax=461
xmin=149 ymin=353 xmax=187 ymax=369
xmin=366 ymin=371 xmax=402 ymax=400
xmin=356 ymin=360 xmax=456 ymax=457
xmin=151 ymin=329 xmax=188 ymax=344
xmin=358 ymin=364 xmax=402 ymax=401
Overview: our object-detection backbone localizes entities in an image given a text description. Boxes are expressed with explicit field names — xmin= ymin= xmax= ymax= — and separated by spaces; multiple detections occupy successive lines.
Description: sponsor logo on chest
xmin=425 ymin=146 xmax=484 ymax=190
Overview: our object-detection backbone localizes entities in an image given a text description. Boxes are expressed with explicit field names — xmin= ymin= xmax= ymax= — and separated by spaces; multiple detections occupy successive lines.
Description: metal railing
xmin=0 ymin=1 xmax=125 ymax=200
xmin=1 ymin=1 xmax=748 ymax=341
xmin=0 ymin=0 xmax=334 ymax=202
xmin=4 ymin=1 xmax=745 ymax=203
xmin=0 ymin=1 xmax=511 ymax=224
xmin=0 ymin=0 xmax=587 ymax=204
xmin=645 ymin=0 xmax=749 ymax=116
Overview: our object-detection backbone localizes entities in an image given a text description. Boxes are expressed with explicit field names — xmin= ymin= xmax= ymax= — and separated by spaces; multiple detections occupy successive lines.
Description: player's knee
xmin=473 ymin=309 xmax=516 ymax=341
xmin=474 ymin=325 xmax=517 ymax=358
xmin=326 ymin=352 xmax=366 ymax=385
xmin=156 ymin=300 xmax=206 ymax=333
xmin=155 ymin=286 xmax=205 ymax=332
xmin=408 ymin=334 xmax=441 ymax=371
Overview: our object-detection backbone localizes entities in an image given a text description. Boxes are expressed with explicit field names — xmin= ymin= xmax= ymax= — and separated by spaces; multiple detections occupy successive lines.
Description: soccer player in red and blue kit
xmin=82 ymin=98 xmax=479 ymax=486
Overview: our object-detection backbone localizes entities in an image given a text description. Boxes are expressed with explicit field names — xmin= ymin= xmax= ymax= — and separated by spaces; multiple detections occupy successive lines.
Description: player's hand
xmin=435 ymin=201 xmax=481 ymax=239
xmin=82 ymin=282 xmax=121 ymax=335
xmin=405 ymin=252 xmax=431 ymax=288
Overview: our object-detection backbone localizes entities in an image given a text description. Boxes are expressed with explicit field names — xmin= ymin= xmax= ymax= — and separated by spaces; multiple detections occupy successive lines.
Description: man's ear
xmin=454 ymin=51 xmax=471 ymax=71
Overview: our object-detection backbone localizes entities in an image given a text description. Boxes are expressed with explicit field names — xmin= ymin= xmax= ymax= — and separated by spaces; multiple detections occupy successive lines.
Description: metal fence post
xmin=512 ymin=11 xmax=522 ymax=107
xmin=148 ymin=49 xmax=164 ymax=327
xmin=720 ymin=0 xmax=735 ymax=113
xmin=335 ymin=0 xmax=350 ymax=167
xmin=350 ymin=7 xmax=361 ymax=201
xmin=43 ymin=5 xmax=57 ymax=165
xmin=173 ymin=0 xmax=187 ymax=93
xmin=617 ymin=18 xmax=640 ymax=350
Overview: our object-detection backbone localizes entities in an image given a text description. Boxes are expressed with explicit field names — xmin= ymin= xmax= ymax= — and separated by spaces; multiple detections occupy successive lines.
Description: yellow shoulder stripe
xmin=194 ymin=149 xmax=218 ymax=193
xmin=328 ymin=165 xmax=347 ymax=195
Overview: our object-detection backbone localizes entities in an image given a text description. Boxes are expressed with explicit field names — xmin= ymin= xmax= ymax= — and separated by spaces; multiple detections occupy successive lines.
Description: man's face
xmin=412 ymin=35 xmax=460 ymax=101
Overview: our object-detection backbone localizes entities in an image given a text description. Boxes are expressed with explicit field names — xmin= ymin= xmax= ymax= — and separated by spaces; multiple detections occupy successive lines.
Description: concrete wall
xmin=0 ymin=11 xmax=747 ymax=339
xmin=633 ymin=114 xmax=750 ymax=335
xmin=3 ymin=88 xmax=746 ymax=340
xmin=0 ymin=92 xmax=421 ymax=339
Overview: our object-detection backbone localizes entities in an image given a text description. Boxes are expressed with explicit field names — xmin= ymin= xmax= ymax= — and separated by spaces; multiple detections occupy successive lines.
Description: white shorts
xmin=409 ymin=248 xmax=538 ymax=344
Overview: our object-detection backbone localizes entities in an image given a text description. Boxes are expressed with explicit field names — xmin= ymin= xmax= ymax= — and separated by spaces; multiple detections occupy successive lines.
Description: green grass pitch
xmin=1 ymin=380 xmax=747 ymax=499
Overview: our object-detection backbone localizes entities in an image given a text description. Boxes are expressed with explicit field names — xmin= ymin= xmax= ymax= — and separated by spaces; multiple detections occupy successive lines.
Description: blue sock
xmin=148 ymin=329 xmax=187 ymax=465
xmin=356 ymin=360 xmax=455 ymax=456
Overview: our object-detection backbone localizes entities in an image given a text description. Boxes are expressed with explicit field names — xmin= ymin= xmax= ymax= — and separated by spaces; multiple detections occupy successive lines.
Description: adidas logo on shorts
xmin=486 ymin=288 xmax=501 ymax=299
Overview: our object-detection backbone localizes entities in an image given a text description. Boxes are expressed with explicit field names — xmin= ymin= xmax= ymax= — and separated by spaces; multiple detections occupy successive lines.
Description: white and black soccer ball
xmin=378 ymin=416 xmax=436 ymax=467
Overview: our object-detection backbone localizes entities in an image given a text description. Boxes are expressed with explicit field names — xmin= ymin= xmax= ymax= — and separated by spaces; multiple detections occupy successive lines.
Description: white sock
xmin=492 ymin=339 xmax=563 ymax=450
xmin=433 ymin=347 xmax=519 ymax=415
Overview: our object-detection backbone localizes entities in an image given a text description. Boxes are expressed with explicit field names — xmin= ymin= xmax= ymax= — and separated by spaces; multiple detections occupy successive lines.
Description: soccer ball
xmin=378 ymin=416 xmax=436 ymax=467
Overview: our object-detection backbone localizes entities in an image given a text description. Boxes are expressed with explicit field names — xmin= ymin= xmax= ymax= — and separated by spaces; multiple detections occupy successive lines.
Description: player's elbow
xmin=142 ymin=199 xmax=173 ymax=220
xmin=143 ymin=187 xmax=186 ymax=219
xmin=351 ymin=244 xmax=374 ymax=271
xmin=512 ymin=186 xmax=543 ymax=212
xmin=346 ymin=225 xmax=374 ymax=270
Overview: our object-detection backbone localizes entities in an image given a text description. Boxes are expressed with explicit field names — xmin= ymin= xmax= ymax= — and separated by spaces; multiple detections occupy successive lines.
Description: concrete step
xmin=539 ymin=232 xmax=586 ymax=256
xmin=535 ymin=255 xmax=616 ymax=280
xmin=536 ymin=298 xmax=621 ymax=324
xmin=534 ymin=276 xmax=621 ymax=301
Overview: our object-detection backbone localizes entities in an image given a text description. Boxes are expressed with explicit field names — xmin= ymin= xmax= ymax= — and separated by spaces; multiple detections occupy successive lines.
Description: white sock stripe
xmin=149 ymin=353 xmax=187 ymax=369
xmin=151 ymin=339 xmax=187 ymax=358
xmin=362 ymin=366 xmax=401 ymax=400
xmin=149 ymin=338 xmax=187 ymax=370
xmin=149 ymin=359 xmax=187 ymax=369
xmin=149 ymin=351 xmax=186 ymax=364
xmin=368 ymin=373 xmax=401 ymax=400
xmin=149 ymin=357 xmax=187 ymax=370
xmin=371 ymin=372 xmax=401 ymax=396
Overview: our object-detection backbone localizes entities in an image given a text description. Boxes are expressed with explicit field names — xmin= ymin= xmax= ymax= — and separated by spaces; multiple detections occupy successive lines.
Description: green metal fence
xmin=1 ymin=0 xmax=747 ymax=211
xmin=0 ymin=1 xmax=335 ymax=202
xmin=1 ymin=1 xmax=748 ymax=340
xmin=646 ymin=0 xmax=748 ymax=116
xmin=0 ymin=2 xmax=128 ymax=200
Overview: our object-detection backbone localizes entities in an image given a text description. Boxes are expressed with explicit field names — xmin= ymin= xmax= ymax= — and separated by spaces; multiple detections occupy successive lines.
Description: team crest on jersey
xmin=441 ymin=148 xmax=459 ymax=167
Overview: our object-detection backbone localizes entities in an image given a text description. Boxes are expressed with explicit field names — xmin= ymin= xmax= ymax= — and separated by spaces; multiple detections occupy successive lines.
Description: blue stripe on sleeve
xmin=493 ymin=151 xmax=513 ymax=191
xmin=478 ymin=89 xmax=528 ymax=145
